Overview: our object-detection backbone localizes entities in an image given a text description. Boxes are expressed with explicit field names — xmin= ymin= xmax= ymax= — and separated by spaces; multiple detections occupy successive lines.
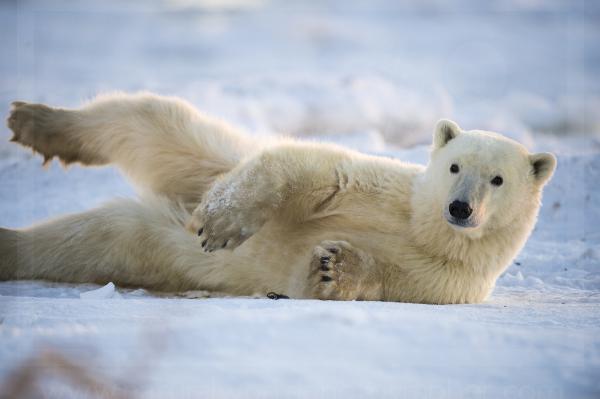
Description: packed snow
xmin=0 ymin=0 xmax=599 ymax=398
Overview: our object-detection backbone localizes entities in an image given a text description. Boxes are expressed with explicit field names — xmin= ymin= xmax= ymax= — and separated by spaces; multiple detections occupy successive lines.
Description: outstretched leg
xmin=7 ymin=93 xmax=255 ymax=208
xmin=0 ymin=197 xmax=212 ymax=291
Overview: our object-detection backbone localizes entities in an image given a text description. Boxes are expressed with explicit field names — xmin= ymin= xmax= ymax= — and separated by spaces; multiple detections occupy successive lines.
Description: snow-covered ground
xmin=1 ymin=0 xmax=599 ymax=398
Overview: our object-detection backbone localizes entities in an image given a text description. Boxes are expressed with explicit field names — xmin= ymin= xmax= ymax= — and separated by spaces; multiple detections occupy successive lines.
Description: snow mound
xmin=79 ymin=282 xmax=123 ymax=300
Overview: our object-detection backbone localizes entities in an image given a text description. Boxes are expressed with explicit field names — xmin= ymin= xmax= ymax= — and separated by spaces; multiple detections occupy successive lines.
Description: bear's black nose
xmin=449 ymin=200 xmax=472 ymax=220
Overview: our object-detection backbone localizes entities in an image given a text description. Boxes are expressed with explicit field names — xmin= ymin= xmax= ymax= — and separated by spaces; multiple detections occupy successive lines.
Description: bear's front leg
xmin=188 ymin=142 xmax=349 ymax=252
xmin=187 ymin=168 xmax=278 ymax=252
xmin=309 ymin=240 xmax=383 ymax=301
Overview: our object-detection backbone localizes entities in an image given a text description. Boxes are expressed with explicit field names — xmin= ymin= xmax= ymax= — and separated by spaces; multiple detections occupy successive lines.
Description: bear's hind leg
xmin=7 ymin=102 xmax=108 ymax=165
xmin=0 ymin=227 xmax=18 ymax=281
xmin=0 ymin=197 xmax=213 ymax=291
xmin=7 ymin=93 xmax=256 ymax=208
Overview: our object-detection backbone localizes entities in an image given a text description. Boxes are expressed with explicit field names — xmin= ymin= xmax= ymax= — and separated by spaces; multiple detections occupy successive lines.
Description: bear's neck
xmin=406 ymin=177 xmax=538 ymax=303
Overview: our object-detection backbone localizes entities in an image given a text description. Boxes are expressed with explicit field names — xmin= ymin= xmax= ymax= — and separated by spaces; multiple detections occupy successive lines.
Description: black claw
xmin=321 ymin=275 xmax=332 ymax=282
xmin=201 ymin=239 xmax=208 ymax=247
xmin=222 ymin=240 xmax=228 ymax=248
xmin=267 ymin=292 xmax=289 ymax=300
xmin=198 ymin=227 xmax=203 ymax=236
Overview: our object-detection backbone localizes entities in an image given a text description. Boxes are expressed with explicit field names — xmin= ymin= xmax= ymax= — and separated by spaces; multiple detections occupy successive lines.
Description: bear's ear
xmin=529 ymin=152 xmax=557 ymax=186
xmin=433 ymin=119 xmax=461 ymax=149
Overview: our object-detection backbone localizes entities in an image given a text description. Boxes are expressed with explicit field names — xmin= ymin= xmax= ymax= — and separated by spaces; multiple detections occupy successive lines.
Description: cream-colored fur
xmin=1 ymin=93 xmax=556 ymax=304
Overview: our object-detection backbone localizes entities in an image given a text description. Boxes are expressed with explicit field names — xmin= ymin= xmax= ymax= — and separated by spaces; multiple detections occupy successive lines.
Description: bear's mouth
xmin=446 ymin=216 xmax=479 ymax=229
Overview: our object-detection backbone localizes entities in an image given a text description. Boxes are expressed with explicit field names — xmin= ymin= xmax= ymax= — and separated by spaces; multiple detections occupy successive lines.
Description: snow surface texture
xmin=1 ymin=0 xmax=599 ymax=398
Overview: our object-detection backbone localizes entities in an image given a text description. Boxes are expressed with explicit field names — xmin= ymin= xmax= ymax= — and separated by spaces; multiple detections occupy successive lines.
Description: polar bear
xmin=0 ymin=93 xmax=556 ymax=304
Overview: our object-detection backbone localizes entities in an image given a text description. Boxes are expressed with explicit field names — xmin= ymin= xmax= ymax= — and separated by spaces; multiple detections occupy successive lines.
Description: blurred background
xmin=1 ymin=0 xmax=599 ymax=152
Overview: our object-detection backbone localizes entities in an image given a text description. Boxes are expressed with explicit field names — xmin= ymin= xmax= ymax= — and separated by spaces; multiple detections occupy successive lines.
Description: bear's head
xmin=424 ymin=119 xmax=556 ymax=239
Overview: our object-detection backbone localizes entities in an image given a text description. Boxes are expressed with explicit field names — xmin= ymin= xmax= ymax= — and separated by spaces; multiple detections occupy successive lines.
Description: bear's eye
xmin=450 ymin=164 xmax=459 ymax=174
xmin=491 ymin=176 xmax=503 ymax=186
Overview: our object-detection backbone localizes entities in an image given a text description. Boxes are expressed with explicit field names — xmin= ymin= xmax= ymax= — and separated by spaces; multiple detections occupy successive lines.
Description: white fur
xmin=1 ymin=94 xmax=556 ymax=304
